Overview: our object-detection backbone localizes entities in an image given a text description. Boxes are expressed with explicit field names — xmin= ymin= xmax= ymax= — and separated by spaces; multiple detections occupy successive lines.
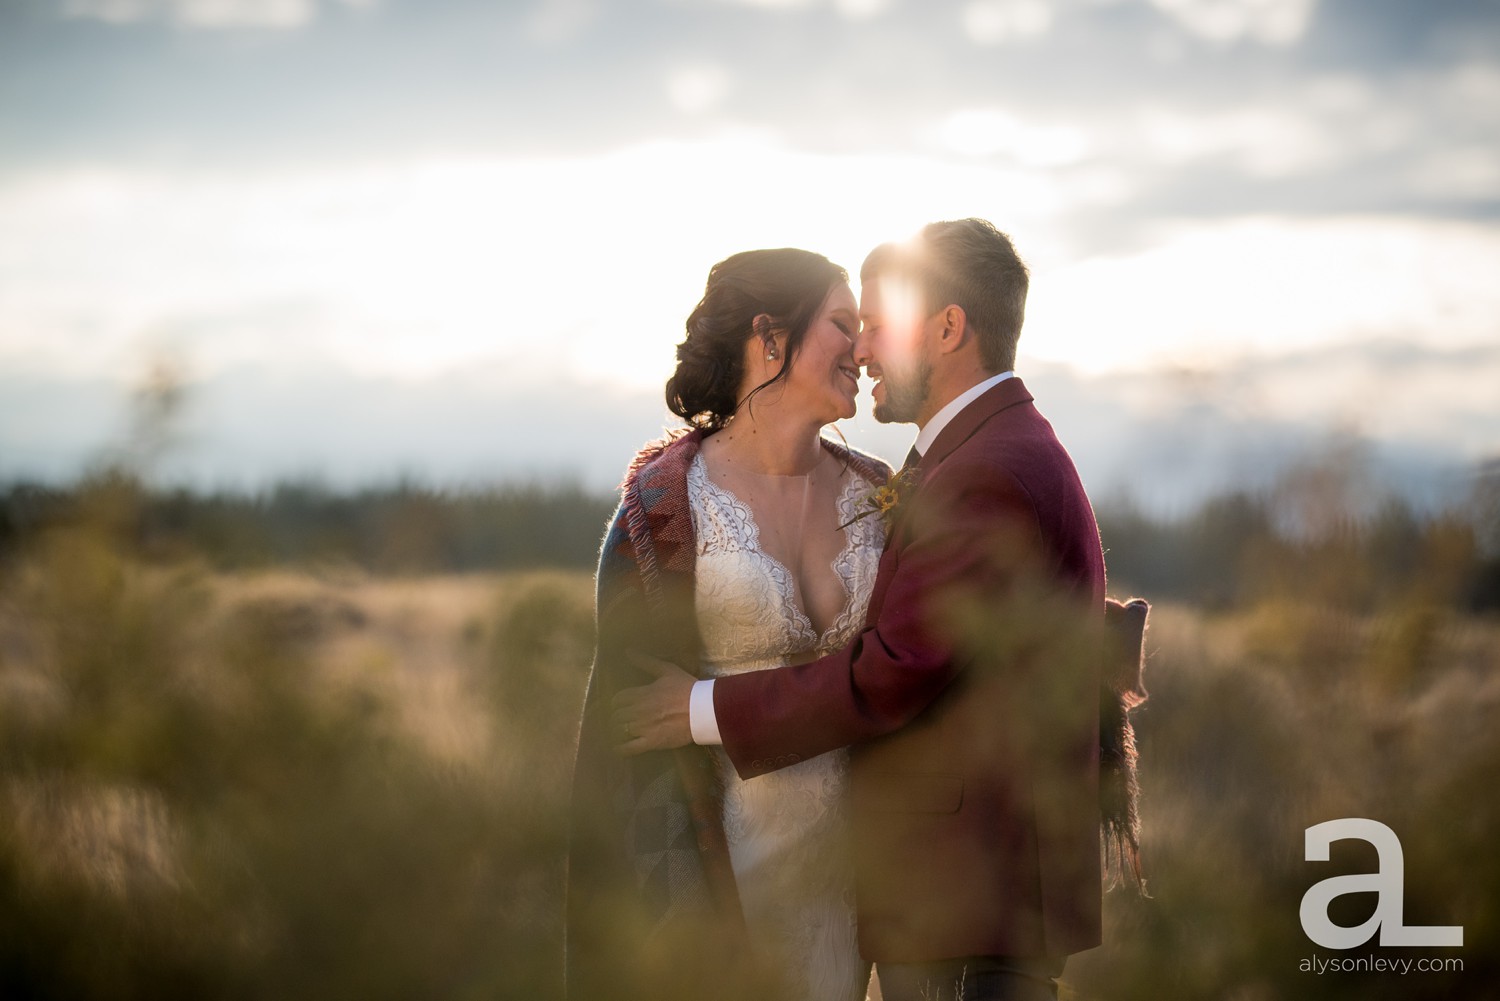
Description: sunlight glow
xmin=0 ymin=141 xmax=1066 ymax=392
xmin=666 ymin=64 xmax=732 ymax=114
xmin=3 ymin=143 xmax=1497 ymax=401
xmin=870 ymin=274 xmax=928 ymax=373
xmin=938 ymin=109 xmax=1091 ymax=166
xmin=1024 ymin=216 xmax=1500 ymax=374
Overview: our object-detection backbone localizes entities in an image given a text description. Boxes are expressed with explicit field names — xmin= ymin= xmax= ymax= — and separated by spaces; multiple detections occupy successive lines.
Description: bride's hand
xmin=612 ymin=652 xmax=696 ymax=754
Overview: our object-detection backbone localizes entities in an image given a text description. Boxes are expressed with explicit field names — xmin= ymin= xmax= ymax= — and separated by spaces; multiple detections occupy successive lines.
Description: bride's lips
xmin=838 ymin=364 xmax=860 ymax=392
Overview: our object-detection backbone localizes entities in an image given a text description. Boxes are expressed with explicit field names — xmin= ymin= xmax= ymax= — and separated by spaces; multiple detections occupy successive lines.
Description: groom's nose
xmin=852 ymin=326 xmax=874 ymax=368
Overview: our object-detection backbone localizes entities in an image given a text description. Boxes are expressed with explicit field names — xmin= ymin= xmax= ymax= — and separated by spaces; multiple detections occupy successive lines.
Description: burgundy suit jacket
xmin=714 ymin=377 xmax=1107 ymax=961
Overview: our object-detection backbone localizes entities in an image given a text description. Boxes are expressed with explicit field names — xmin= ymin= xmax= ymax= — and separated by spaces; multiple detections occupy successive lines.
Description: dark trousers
xmin=876 ymin=955 xmax=1065 ymax=1001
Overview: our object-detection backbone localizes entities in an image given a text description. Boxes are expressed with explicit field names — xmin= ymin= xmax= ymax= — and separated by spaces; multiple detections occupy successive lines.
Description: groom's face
xmin=857 ymin=273 xmax=933 ymax=425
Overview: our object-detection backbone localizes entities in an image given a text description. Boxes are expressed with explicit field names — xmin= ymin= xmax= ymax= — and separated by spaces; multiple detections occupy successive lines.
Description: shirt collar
xmin=912 ymin=370 xmax=1016 ymax=457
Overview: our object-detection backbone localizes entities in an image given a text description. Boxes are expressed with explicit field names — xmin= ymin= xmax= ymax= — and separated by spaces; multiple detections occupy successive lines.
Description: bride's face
xmin=778 ymin=283 xmax=861 ymax=425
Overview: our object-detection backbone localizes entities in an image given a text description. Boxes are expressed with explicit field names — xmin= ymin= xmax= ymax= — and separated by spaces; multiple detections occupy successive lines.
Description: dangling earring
xmin=767 ymin=348 xmax=778 ymax=361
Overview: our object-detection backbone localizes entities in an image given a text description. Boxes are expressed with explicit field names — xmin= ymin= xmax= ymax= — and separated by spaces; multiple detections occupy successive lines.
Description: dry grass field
xmin=1 ymin=481 xmax=1496 ymax=999
xmin=0 ymin=507 xmax=595 ymax=1000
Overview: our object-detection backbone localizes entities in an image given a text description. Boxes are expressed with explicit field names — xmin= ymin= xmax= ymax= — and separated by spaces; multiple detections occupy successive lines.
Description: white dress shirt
xmin=688 ymin=371 xmax=1018 ymax=745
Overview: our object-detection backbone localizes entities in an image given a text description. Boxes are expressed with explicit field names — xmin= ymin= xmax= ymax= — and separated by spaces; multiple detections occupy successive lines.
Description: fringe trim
xmin=1101 ymin=596 xmax=1151 ymax=895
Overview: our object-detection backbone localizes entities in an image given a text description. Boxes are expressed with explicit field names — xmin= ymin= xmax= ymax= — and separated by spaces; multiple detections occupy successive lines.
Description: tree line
xmin=3 ymin=467 xmax=1497 ymax=613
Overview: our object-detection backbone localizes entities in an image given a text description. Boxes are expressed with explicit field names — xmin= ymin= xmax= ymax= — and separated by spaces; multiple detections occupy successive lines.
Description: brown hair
xmin=861 ymin=218 xmax=1028 ymax=373
xmin=666 ymin=248 xmax=848 ymax=429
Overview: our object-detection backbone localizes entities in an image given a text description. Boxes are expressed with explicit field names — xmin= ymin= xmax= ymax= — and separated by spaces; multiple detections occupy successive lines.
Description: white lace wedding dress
xmin=687 ymin=451 xmax=885 ymax=1001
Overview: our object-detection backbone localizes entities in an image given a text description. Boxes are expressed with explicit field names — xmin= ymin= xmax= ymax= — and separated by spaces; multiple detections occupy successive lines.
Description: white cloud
xmin=666 ymin=64 xmax=732 ymax=114
xmin=1441 ymin=61 xmax=1500 ymax=106
xmin=706 ymin=0 xmax=814 ymax=8
xmin=1241 ymin=345 xmax=1500 ymax=460
xmin=1100 ymin=65 xmax=1493 ymax=188
xmin=0 ymin=145 xmax=1067 ymax=392
xmin=1108 ymin=76 xmax=1409 ymax=178
xmin=4 ymin=147 xmax=1496 ymax=420
xmin=179 ymin=0 xmax=314 ymax=28
xmin=670 ymin=0 xmax=886 ymax=11
xmin=1148 ymin=0 xmax=1318 ymax=46
xmin=1130 ymin=104 xmax=1337 ymax=176
xmin=937 ymin=109 xmax=1091 ymax=166
xmin=60 ymin=0 xmax=370 ymax=30
xmin=6 ymin=167 xmax=1498 ymax=490
xmin=1025 ymin=216 xmax=1500 ymax=374
xmin=962 ymin=0 xmax=1052 ymax=44
xmin=1409 ymin=147 xmax=1500 ymax=202
xmin=525 ymin=0 xmax=600 ymax=43
xmin=832 ymin=0 xmax=891 ymax=19
xmin=61 ymin=0 xmax=153 ymax=22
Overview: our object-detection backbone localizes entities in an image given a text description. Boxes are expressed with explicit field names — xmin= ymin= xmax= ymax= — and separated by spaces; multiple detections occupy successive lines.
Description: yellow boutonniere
xmin=839 ymin=467 xmax=920 ymax=531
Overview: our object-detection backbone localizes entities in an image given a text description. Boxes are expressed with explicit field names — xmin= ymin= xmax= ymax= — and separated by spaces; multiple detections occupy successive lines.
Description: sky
xmin=1 ymin=0 xmax=1498 ymax=506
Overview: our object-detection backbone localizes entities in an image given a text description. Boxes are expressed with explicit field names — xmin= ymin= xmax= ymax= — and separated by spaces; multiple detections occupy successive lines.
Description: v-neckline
xmin=691 ymin=451 xmax=861 ymax=646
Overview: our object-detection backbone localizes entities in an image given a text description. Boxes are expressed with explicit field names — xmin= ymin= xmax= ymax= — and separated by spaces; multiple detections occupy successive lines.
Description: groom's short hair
xmin=861 ymin=218 xmax=1028 ymax=373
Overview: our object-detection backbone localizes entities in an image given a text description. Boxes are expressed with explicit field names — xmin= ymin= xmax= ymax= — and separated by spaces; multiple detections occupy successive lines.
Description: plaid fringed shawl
xmin=1101 ymin=596 xmax=1151 ymax=892
xmin=564 ymin=429 xmax=890 ymax=1000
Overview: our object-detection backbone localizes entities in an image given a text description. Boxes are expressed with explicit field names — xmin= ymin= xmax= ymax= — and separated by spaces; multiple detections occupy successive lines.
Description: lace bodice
xmin=689 ymin=451 xmax=884 ymax=675
xmin=686 ymin=449 xmax=885 ymax=1001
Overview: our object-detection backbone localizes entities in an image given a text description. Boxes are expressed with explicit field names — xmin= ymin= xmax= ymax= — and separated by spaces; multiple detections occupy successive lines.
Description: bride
xmin=565 ymin=248 xmax=890 ymax=1001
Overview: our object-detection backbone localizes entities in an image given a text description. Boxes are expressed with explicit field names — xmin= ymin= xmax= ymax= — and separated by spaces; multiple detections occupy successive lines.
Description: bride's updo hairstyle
xmin=666 ymin=248 xmax=848 ymax=430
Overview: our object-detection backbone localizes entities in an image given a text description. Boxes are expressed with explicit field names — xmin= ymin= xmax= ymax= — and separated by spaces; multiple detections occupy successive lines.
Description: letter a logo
xmin=1301 ymin=818 xmax=1462 ymax=948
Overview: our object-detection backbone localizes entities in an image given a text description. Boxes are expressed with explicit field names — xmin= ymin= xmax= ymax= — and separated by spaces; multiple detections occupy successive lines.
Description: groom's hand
xmin=612 ymin=652 xmax=695 ymax=755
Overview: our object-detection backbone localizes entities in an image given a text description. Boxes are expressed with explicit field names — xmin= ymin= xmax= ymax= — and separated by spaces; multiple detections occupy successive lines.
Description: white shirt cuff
xmin=689 ymin=678 xmax=723 ymax=745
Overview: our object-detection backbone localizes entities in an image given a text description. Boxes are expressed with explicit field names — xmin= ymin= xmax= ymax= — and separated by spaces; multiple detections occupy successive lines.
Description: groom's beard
xmin=874 ymin=355 xmax=933 ymax=424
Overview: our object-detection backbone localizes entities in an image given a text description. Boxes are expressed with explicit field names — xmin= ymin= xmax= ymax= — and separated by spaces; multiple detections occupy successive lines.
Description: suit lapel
xmin=877 ymin=379 xmax=1032 ymax=565
xmin=920 ymin=376 xmax=1034 ymax=472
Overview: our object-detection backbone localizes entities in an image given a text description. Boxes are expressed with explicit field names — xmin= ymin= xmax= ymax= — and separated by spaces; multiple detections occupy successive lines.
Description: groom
xmin=616 ymin=218 xmax=1107 ymax=1001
